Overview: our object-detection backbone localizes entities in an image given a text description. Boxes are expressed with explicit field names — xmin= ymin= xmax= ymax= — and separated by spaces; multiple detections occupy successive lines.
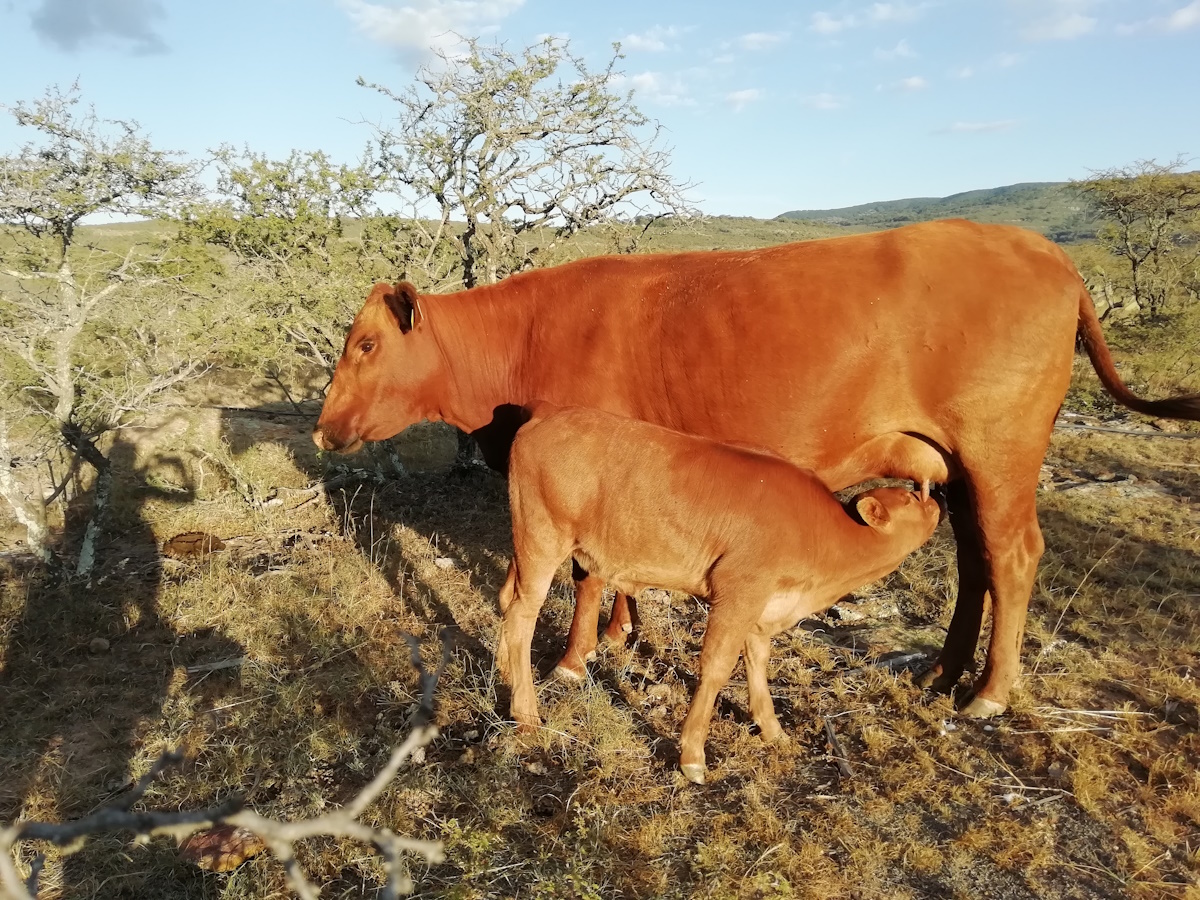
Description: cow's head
xmin=313 ymin=281 xmax=442 ymax=453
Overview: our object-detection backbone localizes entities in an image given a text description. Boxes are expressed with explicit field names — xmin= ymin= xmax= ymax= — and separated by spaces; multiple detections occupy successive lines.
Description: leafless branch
xmin=0 ymin=633 xmax=451 ymax=899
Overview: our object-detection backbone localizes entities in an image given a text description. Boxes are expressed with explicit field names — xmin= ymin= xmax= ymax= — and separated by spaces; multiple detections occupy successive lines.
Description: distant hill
xmin=777 ymin=182 xmax=1096 ymax=242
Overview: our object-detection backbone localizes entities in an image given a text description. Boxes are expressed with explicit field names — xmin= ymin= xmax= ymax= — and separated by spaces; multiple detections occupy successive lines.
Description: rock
xmin=162 ymin=532 xmax=226 ymax=560
xmin=433 ymin=557 xmax=456 ymax=569
xmin=89 ymin=637 xmax=110 ymax=654
xmin=179 ymin=826 xmax=267 ymax=873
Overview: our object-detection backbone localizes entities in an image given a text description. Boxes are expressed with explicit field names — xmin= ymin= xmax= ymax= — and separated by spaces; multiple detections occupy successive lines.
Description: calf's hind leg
xmin=497 ymin=552 xmax=563 ymax=731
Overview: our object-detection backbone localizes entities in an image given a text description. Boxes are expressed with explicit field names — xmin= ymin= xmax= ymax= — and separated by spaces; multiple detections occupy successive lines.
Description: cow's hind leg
xmin=915 ymin=479 xmax=987 ymax=693
xmin=925 ymin=464 xmax=1045 ymax=718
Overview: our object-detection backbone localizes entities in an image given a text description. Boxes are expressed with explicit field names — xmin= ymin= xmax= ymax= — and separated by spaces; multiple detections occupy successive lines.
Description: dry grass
xmin=3 ymin=313 xmax=1200 ymax=898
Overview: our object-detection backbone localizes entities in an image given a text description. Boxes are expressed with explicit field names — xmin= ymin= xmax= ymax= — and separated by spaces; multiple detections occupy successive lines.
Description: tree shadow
xmin=0 ymin=435 xmax=244 ymax=899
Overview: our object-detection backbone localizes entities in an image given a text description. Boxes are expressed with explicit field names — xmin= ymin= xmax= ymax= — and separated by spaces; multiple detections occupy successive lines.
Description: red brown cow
xmin=497 ymin=406 xmax=943 ymax=782
xmin=313 ymin=219 xmax=1200 ymax=717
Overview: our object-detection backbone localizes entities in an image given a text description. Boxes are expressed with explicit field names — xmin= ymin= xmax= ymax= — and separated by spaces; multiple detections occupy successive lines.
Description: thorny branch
xmin=0 ymin=633 xmax=452 ymax=899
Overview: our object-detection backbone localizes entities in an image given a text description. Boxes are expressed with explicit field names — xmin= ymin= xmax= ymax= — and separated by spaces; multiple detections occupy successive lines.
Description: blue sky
xmin=1 ymin=0 xmax=1197 ymax=217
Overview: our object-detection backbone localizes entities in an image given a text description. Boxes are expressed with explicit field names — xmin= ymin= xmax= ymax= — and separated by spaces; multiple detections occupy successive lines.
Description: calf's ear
xmin=856 ymin=495 xmax=893 ymax=531
xmin=384 ymin=281 xmax=423 ymax=334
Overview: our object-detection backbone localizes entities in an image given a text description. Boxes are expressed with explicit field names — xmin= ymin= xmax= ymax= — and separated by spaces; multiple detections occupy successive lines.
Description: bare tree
xmin=1074 ymin=157 xmax=1200 ymax=317
xmin=0 ymin=83 xmax=203 ymax=571
xmin=359 ymin=36 xmax=697 ymax=292
xmin=177 ymin=147 xmax=383 ymax=381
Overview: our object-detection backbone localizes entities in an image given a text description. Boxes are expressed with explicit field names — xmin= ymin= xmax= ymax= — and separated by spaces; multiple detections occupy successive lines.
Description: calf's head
xmin=852 ymin=486 xmax=942 ymax=565
xmin=313 ymin=282 xmax=443 ymax=453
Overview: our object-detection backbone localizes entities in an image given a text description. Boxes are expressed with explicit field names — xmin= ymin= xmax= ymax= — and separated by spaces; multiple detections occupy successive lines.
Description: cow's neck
xmin=424 ymin=281 xmax=528 ymax=433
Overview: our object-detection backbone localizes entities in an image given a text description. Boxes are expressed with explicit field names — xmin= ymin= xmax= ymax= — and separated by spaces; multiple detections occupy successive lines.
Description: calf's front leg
xmin=678 ymin=600 xmax=748 ymax=784
xmin=743 ymin=632 xmax=784 ymax=743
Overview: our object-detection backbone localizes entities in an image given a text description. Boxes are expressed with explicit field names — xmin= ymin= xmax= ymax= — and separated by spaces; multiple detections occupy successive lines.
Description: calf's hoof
xmin=512 ymin=711 xmax=542 ymax=734
xmin=914 ymin=665 xmax=960 ymax=694
xmin=959 ymin=694 xmax=1007 ymax=719
xmin=680 ymin=763 xmax=707 ymax=785
xmin=758 ymin=722 xmax=787 ymax=744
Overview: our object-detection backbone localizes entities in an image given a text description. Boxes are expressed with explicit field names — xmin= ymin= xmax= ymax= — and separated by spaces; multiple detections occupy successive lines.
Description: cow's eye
xmin=359 ymin=341 xmax=374 ymax=354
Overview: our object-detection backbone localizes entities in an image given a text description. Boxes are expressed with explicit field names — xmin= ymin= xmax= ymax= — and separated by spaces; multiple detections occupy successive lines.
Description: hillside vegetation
xmin=778 ymin=182 xmax=1097 ymax=242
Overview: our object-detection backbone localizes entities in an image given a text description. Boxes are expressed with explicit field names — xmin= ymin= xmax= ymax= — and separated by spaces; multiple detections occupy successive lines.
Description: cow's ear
xmin=384 ymin=281 xmax=423 ymax=334
xmin=855 ymin=495 xmax=893 ymax=532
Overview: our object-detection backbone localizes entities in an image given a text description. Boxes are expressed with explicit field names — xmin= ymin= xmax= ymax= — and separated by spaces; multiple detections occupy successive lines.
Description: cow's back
xmin=512 ymin=220 xmax=1082 ymax=485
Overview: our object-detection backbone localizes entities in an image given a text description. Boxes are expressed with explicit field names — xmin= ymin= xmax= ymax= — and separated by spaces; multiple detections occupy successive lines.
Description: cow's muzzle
xmin=313 ymin=426 xmax=363 ymax=454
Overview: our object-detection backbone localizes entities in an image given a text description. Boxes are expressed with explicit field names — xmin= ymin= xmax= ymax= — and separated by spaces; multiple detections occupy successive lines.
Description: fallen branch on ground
xmin=0 ymin=633 xmax=450 ymax=900
xmin=821 ymin=717 xmax=855 ymax=779
xmin=1053 ymin=423 xmax=1200 ymax=439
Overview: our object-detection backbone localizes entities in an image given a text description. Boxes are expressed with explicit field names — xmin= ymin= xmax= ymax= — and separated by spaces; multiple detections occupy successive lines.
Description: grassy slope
xmin=778 ymin=182 xmax=1097 ymax=242
xmin=2 ymin=218 xmax=1199 ymax=899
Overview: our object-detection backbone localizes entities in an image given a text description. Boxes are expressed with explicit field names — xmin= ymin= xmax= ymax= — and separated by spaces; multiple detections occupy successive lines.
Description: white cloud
xmin=1118 ymin=1 xmax=1200 ymax=34
xmin=898 ymin=74 xmax=928 ymax=90
xmin=713 ymin=53 xmax=735 ymax=64
xmin=725 ymin=89 xmax=762 ymax=112
xmin=1012 ymin=0 xmax=1098 ymax=41
xmin=616 ymin=71 xmax=695 ymax=107
xmin=1166 ymin=1 xmax=1200 ymax=30
xmin=337 ymin=0 xmax=524 ymax=65
xmin=803 ymin=92 xmax=844 ymax=110
xmin=811 ymin=2 xmax=929 ymax=34
xmin=953 ymin=65 xmax=974 ymax=78
xmin=622 ymin=25 xmax=681 ymax=52
xmin=937 ymin=119 xmax=1019 ymax=134
xmin=866 ymin=2 xmax=928 ymax=23
xmin=875 ymin=38 xmax=916 ymax=60
xmin=737 ymin=31 xmax=789 ymax=50
xmin=810 ymin=11 xmax=856 ymax=34
xmin=995 ymin=51 xmax=1023 ymax=66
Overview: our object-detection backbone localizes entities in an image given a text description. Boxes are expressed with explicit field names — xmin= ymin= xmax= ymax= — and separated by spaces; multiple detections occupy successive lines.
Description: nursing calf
xmin=496 ymin=407 xmax=941 ymax=783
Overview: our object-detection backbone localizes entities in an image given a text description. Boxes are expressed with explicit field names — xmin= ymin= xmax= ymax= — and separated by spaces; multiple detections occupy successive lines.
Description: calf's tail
xmin=1076 ymin=284 xmax=1200 ymax=420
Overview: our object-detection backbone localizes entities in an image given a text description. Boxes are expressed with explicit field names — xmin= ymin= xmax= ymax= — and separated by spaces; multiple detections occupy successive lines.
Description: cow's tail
xmin=1077 ymin=283 xmax=1200 ymax=419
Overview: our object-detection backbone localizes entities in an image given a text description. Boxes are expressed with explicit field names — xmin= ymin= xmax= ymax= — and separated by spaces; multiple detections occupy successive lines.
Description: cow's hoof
xmin=680 ymin=763 xmax=707 ymax=785
xmin=914 ymin=666 xmax=959 ymax=694
xmin=960 ymin=695 xmax=1007 ymax=719
xmin=553 ymin=663 xmax=586 ymax=681
xmin=599 ymin=626 xmax=632 ymax=647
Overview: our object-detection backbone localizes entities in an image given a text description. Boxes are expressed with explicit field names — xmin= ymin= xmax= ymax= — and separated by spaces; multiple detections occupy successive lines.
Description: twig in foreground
xmin=821 ymin=717 xmax=855 ymax=779
xmin=0 ymin=632 xmax=451 ymax=900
